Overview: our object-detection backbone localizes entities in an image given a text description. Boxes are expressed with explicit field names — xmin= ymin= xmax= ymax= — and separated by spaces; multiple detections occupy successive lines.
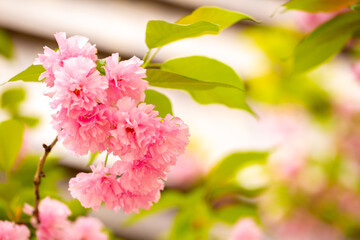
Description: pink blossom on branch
xmin=104 ymin=53 xmax=148 ymax=106
xmin=34 ymin=32 xmax=97 ymax=87
xmin=50 ymin=56 xmax=108 ymax=114
xmin=0 ymin=220 xmax=30 ymax=240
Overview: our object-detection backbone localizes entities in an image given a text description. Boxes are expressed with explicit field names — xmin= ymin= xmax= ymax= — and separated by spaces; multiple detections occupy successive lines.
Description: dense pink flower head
xmin=53 ymin=104 xmax=113 ymax=155
xmin=34 ymin=32 xmax=97 ymax=87
xmin=104 ymin=53 xmax=148 ymax=106
xmin=229 ymin=218 xmax=262 ymax=240
xmin=66 ymin=217 xmax=107 ymax=240
xmin=50 ymin=56 xmax=108 ymax=115
xmin=54 ymin=32 xmax=97 ymax=62
xmin=150 ymin=114 xmax=190 ymax=170
xmin=69 ymin=162 xmax=122 ymax=211
xmin=109 ymin=97 xmax=161 ymax=161
xmin=0 ymin=220 xmax=30 ymax=240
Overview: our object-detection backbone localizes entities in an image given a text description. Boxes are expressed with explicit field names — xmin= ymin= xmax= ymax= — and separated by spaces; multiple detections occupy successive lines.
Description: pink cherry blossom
xmin=109 ymin=97 xmax=161 ymax=161
xmin=54 ymin=32 xmax=97 ymax=62
xmin=66 ymin=217 xmax=107 ymax=240
xmin=0 ymin=220 xmax=30 ymax=240
xmin=50 ymin=56 xmax=108 ymax=115
xmin=69 ymin=162 xmax=122 ymax=211
xmin=104 ymin=53 xmax=148 ymax=106
xmin=34 ymin=32 xmax=97 ymax=87
xmin=150 ymin=114 xmax=190 ymax=170
xmin=24 ymin=197 xmax=71 ymax=240
xmin=229 ymin=218 xmax=262 ymax=240
xmin=53 ymin=104 xmax=114 ymax=155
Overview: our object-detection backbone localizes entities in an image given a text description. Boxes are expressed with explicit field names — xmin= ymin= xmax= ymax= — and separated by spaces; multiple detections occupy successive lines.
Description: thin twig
xmin=33 ymin=136 xmax=58 ymax=223
xmin=142 ymin=48 xmax=161 ymax=68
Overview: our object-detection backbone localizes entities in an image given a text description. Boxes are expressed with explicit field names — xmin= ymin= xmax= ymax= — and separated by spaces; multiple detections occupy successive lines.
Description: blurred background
xmin=1 ymin=0 xmax=360 ymax=239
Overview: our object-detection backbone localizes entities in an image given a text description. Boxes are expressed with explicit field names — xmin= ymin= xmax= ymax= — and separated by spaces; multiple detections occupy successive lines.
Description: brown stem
xmin=33 ymin=136 xmax=58 ymax=223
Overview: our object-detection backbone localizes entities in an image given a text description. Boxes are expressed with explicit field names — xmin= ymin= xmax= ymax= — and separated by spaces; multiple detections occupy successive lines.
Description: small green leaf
xmin=146 ymin=69 xmax=253 ymax=113
xmin=177 ymin=6 xmax=255 ymax=29
xmin=0 ymin=29 xmax=13 ymax=59
xmin=145 ymin=89 xmax=173 ymax=117
xmin=96 ymin=59 xmax=106 ymax=75
xmin=125 ymin=190 xmax=185 ymax=225
xmin=283 ymin=0 xmax=359 ymax=12
xmin=0 ymin=119 xmax=24 ymax=173
xmin=6 ymin=65 xmax=45 ymax=84
xmin=87 ymin=151 xmax=99 ymax=166
xmin=145 ymin=20 xmax=219 ymax=49
xmin=16 ymin=116 xmax=40 ymax=128
xmin=1 ymin=88 xmax=26 ymax=113
xmin=293 ymin=11 xmax=360 ymax=74
xmin=162 ymin=56 xmax=244 ymax=90
xmin=206 ymin=152 xmax=268 ymax=189
xmin=215 ymin=204 xmax=258 ymax=224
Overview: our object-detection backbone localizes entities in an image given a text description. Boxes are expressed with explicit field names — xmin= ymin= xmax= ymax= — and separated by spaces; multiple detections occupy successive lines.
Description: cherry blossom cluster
xmin=34 ymin=33 xmax=190 ymax=213
xmin=21 ymin=197 xmax=107 ymax=240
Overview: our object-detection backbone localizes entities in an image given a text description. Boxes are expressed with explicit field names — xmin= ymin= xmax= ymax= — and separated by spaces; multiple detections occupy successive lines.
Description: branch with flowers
xmin=2 ymin=0 xmax=360 ymax=239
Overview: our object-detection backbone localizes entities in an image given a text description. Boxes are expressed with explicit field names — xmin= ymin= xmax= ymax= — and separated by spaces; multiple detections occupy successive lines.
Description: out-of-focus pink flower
xmin=352 ymin=61 xmax=360 ymax=81
xmin=104 ymin=54 xmax=148 ymax=106
xmin=273 ymin=211 xmax=342 ymax=240
xmin=66 ymin=217 xmax=107 ymax=240
xmin=259 ymin=109 xmax=309 ymax=180
xmin=34 ymin=32 xmax=97 ymax=87
xmin=24 ymin=197 xmax=71 ymax=240
xmin=50 ymin=56 xmax=108 ymax=114
xmin=295 ymin=11 xmax=343 ymax=33
xmin=229 ymin=218 xmax=263 ymax=240
xmin=167 ymin=150 xmax=205 ymax=188
xmin=0 ymin=220 xmax=30 ymax=240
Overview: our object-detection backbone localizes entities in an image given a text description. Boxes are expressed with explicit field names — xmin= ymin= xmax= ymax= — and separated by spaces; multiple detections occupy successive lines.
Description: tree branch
xmin=33 ymin=136 xmax=58 ymax=223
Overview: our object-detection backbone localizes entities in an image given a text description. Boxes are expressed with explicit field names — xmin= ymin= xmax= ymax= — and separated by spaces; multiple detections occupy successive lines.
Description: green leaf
xmin=170 ymin=188 xmax=213 ymax=240
xmin=1 ymin=88 xmax=26 ymax=114
xmin=162 ymin=56 xmax=244 ymax=90
xmin=87 ymin=151 xmax=99 ymax=166
xmin=283 ymin=0 xmax=359 ymax=12
xmin=146 ymin=69 xmax=253 ymax=113
xmin=0 ymin=119 xmax=24 ymax=173
xmin=206 ymin=152 xmax=268 ymax=189
xmin=145 ymin=89 xmax=173 ymax=118
xmin=5 ymin=65 xmax=45 ymax=84
xmin=125 ymin=190 xmax=185 ymax=225
xmin=96 ymin=59 xmax=106 ymax=75
xmin=215 ymin=204 xmax=258 ymax=224
xmin=177 ymin=6 xmax=255 ymax=29
xmin=145 ymin=20 xmax=219 ymax=49
xmin=0 ymin=29 xmax=13 ymax=59
xmin=293 ymin=11 xmax=360 ymax=74
xmin=16 ymin=116 xmax=40 ymax=128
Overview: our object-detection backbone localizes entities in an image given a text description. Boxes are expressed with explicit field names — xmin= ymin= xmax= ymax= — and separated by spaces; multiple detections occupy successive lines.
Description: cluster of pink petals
xmin=229 ymin=218 xmax=263 ymax=240
xmin=0 ymin=220 xmax=30 ymax=240
xmin=24 ymin=197 xmax=107 ymax=240
xmin=35 ymin=33 xmax=190 ymax=213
